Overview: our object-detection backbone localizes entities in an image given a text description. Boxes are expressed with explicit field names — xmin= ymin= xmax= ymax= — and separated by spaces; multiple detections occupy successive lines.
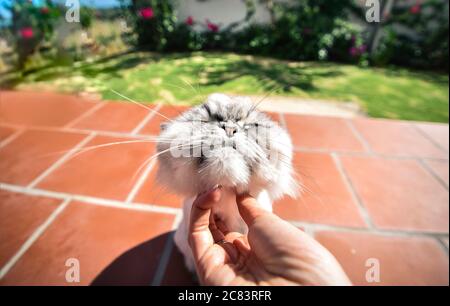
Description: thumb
xmin=236 ymin=193 xmax=270 ymax=226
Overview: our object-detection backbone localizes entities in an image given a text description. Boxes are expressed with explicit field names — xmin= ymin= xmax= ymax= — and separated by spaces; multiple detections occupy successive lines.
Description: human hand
xmin=188 ymin=186 xmax=352 ymax=286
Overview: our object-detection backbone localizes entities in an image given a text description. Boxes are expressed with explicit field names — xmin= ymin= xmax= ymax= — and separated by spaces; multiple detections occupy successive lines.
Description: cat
xmin=156 ymin=93 xmax=298 ymax=273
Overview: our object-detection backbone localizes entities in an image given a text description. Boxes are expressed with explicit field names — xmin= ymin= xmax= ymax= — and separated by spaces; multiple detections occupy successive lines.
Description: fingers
xmin=236 ymin=193 xmax=270 ymax=226
xmin=189 ymin=185 xmax=222 ymax=260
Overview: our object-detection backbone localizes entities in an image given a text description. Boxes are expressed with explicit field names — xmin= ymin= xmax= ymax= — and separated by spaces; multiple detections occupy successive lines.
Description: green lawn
xmin=1 ymin=51 xmax=448 ymax=122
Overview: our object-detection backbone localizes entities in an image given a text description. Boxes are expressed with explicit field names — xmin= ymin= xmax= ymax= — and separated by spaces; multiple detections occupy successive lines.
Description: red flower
xmin=206 ymin=20 xmax=219 ymax=32
xmin=40 ymin=6 xmax=49 ymax=14
xmin=410 ymin=4 xmax=421 ymax=14
xmin=358 ymin=44 xmax=367 ymax=53
xmin=139 ymin=7 xmax=154 ymax=19
xmin=186 ymin=16 xmax=194 ymax=26
xmin=20 ymin=27 xmax=34 ymax=39
xmin=349 ymin=47 xmax=359 ymax=57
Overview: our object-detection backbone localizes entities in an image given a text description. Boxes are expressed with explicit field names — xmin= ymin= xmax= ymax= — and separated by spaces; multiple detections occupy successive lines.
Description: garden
xmin=0 ymin=0 xmax=448 ymax=122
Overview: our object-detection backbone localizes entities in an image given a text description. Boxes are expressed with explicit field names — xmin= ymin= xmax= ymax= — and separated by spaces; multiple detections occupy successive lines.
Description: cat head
xmin=156 ymin=93 xmax=298 ymax=200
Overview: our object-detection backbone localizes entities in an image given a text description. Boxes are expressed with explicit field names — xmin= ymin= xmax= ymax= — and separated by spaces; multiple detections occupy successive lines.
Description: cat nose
xmin=224 ymin=126 xmax=237 ymax=137
xmin=221 ymin=120 xmax=238 ymax=137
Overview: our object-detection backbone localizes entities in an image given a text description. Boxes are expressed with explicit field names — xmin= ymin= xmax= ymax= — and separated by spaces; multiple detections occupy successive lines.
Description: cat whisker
xmin=248 ymin=85 xmax=281 ymax=115
xmin=34 ymin=139 xmax=170 ymax=162
xmin=108 ymin=89 xmax=174 ymax=122
xmin=131 ymin=143 xmax=203 ymax=182
xmin=64 ymin=139 xmax=160 ymax=162
xmin=180 ymin=78 xmax=197 ymax=94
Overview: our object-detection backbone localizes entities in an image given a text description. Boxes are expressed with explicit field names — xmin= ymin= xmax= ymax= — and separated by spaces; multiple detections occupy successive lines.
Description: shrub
xmin=373 ymin=0 xmax=449 ymax=71
xmin=6 ymin=0 xmax=60 ymax=68
xmin=128 ymin=0 xmax=177 ymax=51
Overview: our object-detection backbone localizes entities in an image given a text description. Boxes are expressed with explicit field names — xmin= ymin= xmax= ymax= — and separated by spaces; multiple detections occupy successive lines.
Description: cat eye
xmin=243 ymin=123 xmax=259 ymax=129
xmin=211 ymin=114 xmax=224 ymax=122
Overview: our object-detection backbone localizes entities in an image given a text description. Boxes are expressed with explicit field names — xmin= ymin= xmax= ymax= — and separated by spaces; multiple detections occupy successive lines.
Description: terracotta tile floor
xmin=0 ymin=91 xmax=448 ymax=286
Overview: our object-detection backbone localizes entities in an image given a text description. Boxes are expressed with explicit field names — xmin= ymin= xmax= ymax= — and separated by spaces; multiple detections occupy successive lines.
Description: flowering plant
xmin=7 ymin=0 xmax=60 ymax=68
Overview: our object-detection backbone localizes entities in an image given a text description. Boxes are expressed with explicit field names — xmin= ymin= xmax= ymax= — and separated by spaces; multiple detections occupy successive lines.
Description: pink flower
xmin=358 ymin=44 xmax=367 ymax=53
xmin=410 ymin=4 xmax=421 ymax=14
xmin=186 ymin=16 xmax=194 ymax=26
xmin=20 ymin=27 xmax=34 ymax=39
xmin=206 ymin=20 xmax=219 ymax=32
xmin=139 ymin=7 xmax=154 ymax=19
xmin=349 ymin=47 xmax=359 ymax=57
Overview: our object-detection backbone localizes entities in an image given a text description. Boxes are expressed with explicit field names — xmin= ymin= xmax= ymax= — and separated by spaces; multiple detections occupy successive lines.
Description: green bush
xmin=126 ymin=0 xmax=367 ymax=64
xmin=128 ymin=0 xmax=177 ymax=51
xmin=373 ymin=0 xmax=448 ymax=71
xmin=6 ymin=0 xmax=60 ymax=68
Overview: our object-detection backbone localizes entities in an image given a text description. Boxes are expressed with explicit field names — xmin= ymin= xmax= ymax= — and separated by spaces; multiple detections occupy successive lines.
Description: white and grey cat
xmin=156 ymin=93 xmax=297 ymax=273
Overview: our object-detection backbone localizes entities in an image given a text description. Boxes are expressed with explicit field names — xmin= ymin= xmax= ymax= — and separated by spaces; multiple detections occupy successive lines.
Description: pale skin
xmin=189 ymin=185 xmax=352 ymax=286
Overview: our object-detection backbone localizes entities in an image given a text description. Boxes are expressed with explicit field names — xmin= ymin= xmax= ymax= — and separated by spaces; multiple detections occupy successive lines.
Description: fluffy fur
xmin=156 ymin=93 xmax=297 ymax=272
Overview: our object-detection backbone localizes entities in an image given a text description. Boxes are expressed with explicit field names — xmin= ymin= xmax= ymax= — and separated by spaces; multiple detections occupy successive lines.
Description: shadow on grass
xmin=0 ymin=50 xmax=343 ymax=95
xmin=377 ymin=65 xmax=450 ymax=86
xmin=194 ymin=58 xmax=343 ymax=93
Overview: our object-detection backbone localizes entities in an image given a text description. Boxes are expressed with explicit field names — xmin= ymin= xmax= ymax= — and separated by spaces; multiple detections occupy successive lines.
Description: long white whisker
xmin=109 ymin=89 xmax=174 ymax=122
xmin=131 ymin=143 xmax=203 ymax=182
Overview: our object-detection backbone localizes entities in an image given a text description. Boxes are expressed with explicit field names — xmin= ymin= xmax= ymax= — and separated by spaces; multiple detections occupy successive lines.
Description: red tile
xmin=352 ymin=118 xmax=447 ymax=158
xmin=134 ymin=163 xmax=183 ymax=208
xmin=0 ymin=201 xmax=174 ymax=285
xmin=37 ymin=135 xmax=156 ymax=200
xmin=425 ymin=160 xmax=449 ymax=187
xmin=140 ymin=105 xmax=189 ymax=135
xmin=161 ymin=243 xmax=197 ymax=286
xmin=264 ymin=111 xmax=282 ymax=124
xmin=316 ymin=231 xmax=449 ymax=286
xmin=415 ymin=122 xmax=449 ymax=152
xmin=0 ymin=91 xmax=97 ymax=127
xmin=341 ymin=156 xmax=449 ymax=233
xmin=73 ymin=102 xmax=152 ymax=133
xmin=0 ymin=129 xmax=87 ymax=185
xmin=273 ymin=152 xmax=366 ymax=228
xmin=284 ymin=115 xmax=365 ymax=152
xmin=0 ymin=191 xmax=62 ymax=267
xmin=0 ymin=126 xmax=16 ymax=143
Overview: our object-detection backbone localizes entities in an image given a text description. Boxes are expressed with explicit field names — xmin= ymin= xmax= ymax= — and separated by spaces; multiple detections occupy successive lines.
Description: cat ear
xmin=160 ymin=122 xmax=169 ymax=131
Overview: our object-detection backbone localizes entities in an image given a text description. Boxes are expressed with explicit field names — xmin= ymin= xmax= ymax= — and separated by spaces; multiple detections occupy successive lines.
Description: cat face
xmin=156 ymin=93 xmax=297 ymax=200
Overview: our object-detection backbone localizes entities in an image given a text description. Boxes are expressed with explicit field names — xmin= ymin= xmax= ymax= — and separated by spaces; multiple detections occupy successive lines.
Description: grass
xmin=1 ymin=51 xmax=448 ymax=122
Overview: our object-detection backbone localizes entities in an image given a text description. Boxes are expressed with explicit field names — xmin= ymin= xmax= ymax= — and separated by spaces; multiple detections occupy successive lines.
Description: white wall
xmin=173 ymin=0 xmax=288 ymax=30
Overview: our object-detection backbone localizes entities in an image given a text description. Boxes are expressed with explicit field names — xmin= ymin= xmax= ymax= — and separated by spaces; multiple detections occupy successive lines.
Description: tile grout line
xmin=411 ymin=123 xmax=449 ymax=154
xmin=131 ymin=104 xmax=162 ymax=135
xmin=125 ymin=158 xmax=157 ymax=204
xmin=345 ymin=119 xmax=374 ymax=154
xmin=293 ymin=146 xmax=449 ymax=162
xmin=27 ymin=133 xmax=97 ymax=189
xmin=0 ymin=128 xmax=25 ymax=149
xmin=0 ymin=198 xmax=71 ymax=280
xmin=416 ymin=158 xmax=449 ymax=191
xmin=331 ymin=153 xmax=376 ymax=229
xmin=151 ymin=211 xmax=182 ymax=286
xmin=1 ymin=122 xmax=447 ymax=162
xmin=435 ymin=237 xmax=449 ymax=255
xmin=63 ymin=102 xmax=106 ymax=129
xmin=289 ymin=220 xmax=450 ymax=240
xmin=1 ymin=122 xmax=157 ymax=141
xmin=0 ymin=182 xmax=181 ymax=215
xmin=0 ymin=182 xmax=448 ymax=242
